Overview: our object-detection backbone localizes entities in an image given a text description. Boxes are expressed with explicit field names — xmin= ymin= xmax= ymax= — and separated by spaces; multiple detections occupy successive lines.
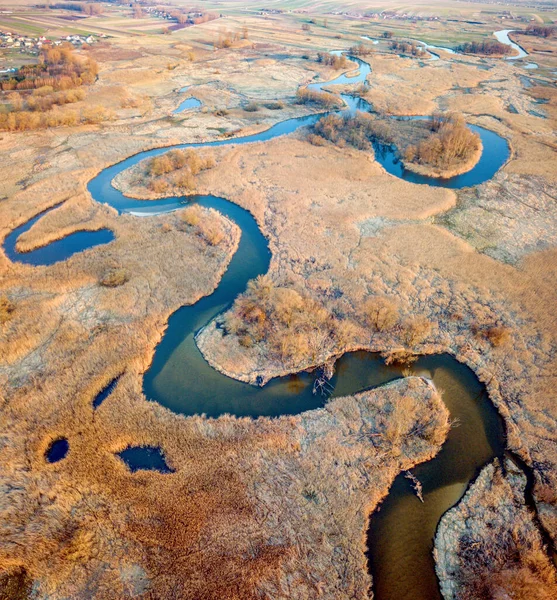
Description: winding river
xmin=4 ymin=54 xmax=511 ymax=599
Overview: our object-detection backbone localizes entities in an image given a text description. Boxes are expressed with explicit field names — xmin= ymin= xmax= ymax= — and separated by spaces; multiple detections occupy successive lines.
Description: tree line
xmin=456 ymin=40 xmax=512 ymax=56
xmin=390 ymin=40 xmax=426 ymax=57
xmin=0 ymin=44 xmax=104 ymax=131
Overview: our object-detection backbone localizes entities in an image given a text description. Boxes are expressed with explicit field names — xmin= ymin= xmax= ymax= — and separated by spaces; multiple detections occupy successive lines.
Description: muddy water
xmin=366 ymin=355 xmax=505 ymax=600
xmin=5 ymin=53 xmax=511 ymax=599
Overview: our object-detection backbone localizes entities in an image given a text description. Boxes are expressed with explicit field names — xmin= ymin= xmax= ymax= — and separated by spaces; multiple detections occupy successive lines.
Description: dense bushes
xmin=310 ymin=111 xmax=480 ymax=173
xmin=1 ymin=45 xmax=98 ymax=92
xmin=0 ymin=105 xmax=113 ymax=131
xmin=180 ymin=205 xmax=225 ymax=246
xmin=456 ymin=40 xmax=512 ymax=55
xmin=0 ymin=44 xmax=102 ymax=131
xmin=525 ymin=25 xmax=555 ymax=38
xmin=390 ymin=40 xmax=426 ymax=57
xmin=0 ymin=296 xmax=15 ymax=325
xmin=316 ymin=52 xmax=349 ymax=69
xmin=99 ymin=268 xmax=130 ymax=288
xmin=312 ymin=112 xmax=394 ymax=150
xmin=145 ymin=149 xmax=215 ymax=193
xmin=348 ymin=44 xmax=375 ymax=56
xmin=295 ymin=88 xmax=343 ymax=109
xmin=223 ymin=275 xmax=359 ymax=365
xmin=404 ymin=112 xmax=480 ymax=170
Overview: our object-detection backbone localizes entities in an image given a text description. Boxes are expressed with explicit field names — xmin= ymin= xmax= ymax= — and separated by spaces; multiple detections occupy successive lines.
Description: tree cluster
xmin=312 ymin=112 xmax=395 ymax=150
xmin=0 ymin=104 xmax=112 ymax=131
xmin=39 ymin=3 xmax=103 ymax=15
xmin=316 ymin=52 xmax=349 ymax=69
xmin=525 ymin=24 xmax=555 ymax=38
xmin=223 ymin=275 xmax=359 ymax=365
xmin=1 ymin=44 xmax=98 ymax=92
xmin=456 ymin=40 xmax=512 ymax=55
xmin=179 ymin=205 xmax=225 ymax=246
xmin=404 ymin=112 xmax=480 ymax=169
xmin=348 ymin=44 xmax=375 ymax=57
xmin=390 ymin=40 xmax=426 ymax=57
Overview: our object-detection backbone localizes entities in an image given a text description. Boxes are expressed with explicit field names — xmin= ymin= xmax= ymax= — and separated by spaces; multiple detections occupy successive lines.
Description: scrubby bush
xmin=307 ymin=133 xmax=327 ymax=146
xmin=99 ymin=268 xmax=130 ymax=288
xmin=145 ymin=149 xmax=215 ymax=193
xmin=264 ymin=101 xmax=284 ymax=110
xmin=294 ymin=88 xmax=343 ymax=109
xmin=244 ymin=102 xmax=259 ymax=112
xmin=180 ymin=205 xmax=225 ymax=246
xmin=0 ymin=296 xmax=15 ymax=324
xmin=224 ymin=275 xmax=357 ymax=366
xmin=401 ymin=316 xmax=432 ymax=347
xmin=363 ymin=296 xmax=399 ymax=331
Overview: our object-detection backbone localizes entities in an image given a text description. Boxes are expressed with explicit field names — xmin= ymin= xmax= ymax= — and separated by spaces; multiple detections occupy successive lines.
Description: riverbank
xmin=401 ymin=141 xmax=483 ymax=179
xmin=435 ymin=457 xmax=557 ymax=599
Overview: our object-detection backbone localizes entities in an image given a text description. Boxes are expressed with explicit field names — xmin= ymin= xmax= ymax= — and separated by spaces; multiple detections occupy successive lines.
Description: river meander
xmin=4 ymin=52 xmax=511 ymax=600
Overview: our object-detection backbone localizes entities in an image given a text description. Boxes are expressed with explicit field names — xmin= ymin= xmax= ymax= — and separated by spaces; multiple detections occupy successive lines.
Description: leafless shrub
xmin=99 ymin=268 xmax=130 ymax=288
xmin=348 ymin=44 xmax=375 ymax=56
xmin=316 ymin=52 xmax=349 ymax=69
xmin=405 ymin=112 xmax=480 ymax=169
xmin=294 ymin=88 xmax=342 ymax=109
xmin=313 ymin=112 xmax=393 ymax=151
xmin=363 ymin=296 xmax=399 ymax=331
xmin=486 ymin=326 xmax=512 ymax=347
xmin=244 ymin=102 xmax=259 ymax=112
xmin=264 ymin=101 xmax=284 ymax=110
xmin=0 ymin=296 xmax=15 ymax=324
xmin=145 ymin=149 xmax=215 ymax=193
xmin=180 ymin=205 xmax=225 ymax=246
xmin=401 ymin=316 xmax=432 ymax=347
xmin=224 ymin=276 xmax=356 ymax=366
xmin=307 ymin=133 xmax=327 ymax=146
xmin=457 ymin=40 xmax=512 ymax=55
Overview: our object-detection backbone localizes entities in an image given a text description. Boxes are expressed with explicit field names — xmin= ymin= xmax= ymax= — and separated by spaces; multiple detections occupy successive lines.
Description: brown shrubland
xmin=224 ymin=275 xmax=359 ymax=366
xmin=294 ymin=88 xmax=343 ymax=109
xmin=316 ymin=52 xmax=349 ymax=69
xmin=0 ymin=296 xmax=15 ymax=325
xmin=180 ymin=205 xmax=225 ymax=246
xmin=363 ymin=296 xmax=400 ymax=332
xmin=145 ymin=149 xmax=216 ymax=193
xmin=390 ymin=40 xmax=427 ymax=58
xmin=99 ymin=268 xmax=130 ymax=288
xmin=436 ymin=459 xmax=557 ymax=600
xmin=456 ymin=40 xmax=512 ymax=55
xmin=404 ymin=112 xmax=481 ymax=171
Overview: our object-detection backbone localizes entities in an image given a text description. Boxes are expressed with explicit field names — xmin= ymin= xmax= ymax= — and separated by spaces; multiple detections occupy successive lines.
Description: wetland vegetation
xmin=1 ymin=1 xmax=557 ymax=599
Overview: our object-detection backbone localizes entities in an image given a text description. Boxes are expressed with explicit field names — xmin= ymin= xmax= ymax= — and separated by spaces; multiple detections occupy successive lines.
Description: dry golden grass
xmin=0 ymin=375 xmax=448 ymax=599
xmin=1 ymin=15 xmax=557 ymax=599
xmin=436 ymin=458 xmax=557 ymax=600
